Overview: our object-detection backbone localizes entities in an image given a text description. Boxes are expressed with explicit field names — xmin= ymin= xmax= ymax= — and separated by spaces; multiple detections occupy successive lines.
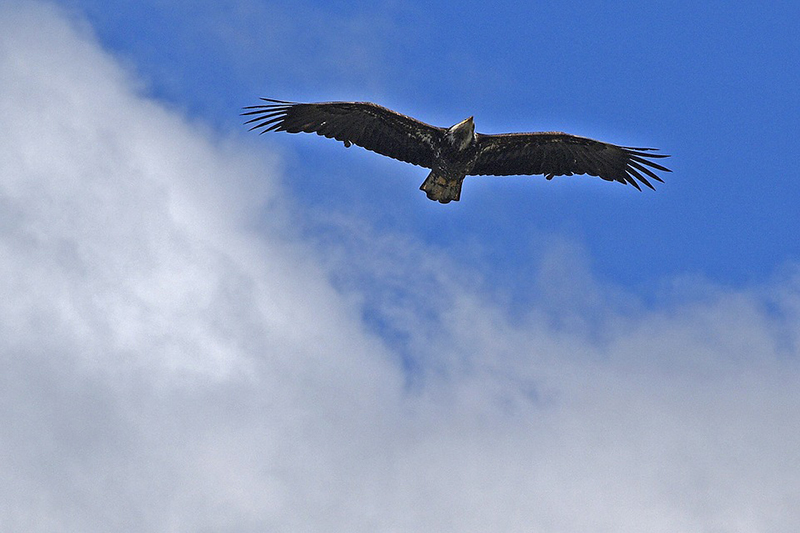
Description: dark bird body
xmin=243 ymin=99 xmax=670 ymax=203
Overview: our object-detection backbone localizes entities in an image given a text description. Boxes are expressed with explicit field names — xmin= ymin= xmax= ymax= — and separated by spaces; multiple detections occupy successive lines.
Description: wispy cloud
xmin=2 ymin=2 xmax=799 ymax=532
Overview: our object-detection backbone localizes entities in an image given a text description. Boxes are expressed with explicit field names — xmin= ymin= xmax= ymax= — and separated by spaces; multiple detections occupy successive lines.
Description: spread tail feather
xmin=419 ymin=171 xmax=464 ymax=204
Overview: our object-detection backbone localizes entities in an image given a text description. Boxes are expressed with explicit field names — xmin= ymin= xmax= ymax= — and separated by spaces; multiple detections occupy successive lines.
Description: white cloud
xmin=1 ymin=2 xmax=799 ymax=532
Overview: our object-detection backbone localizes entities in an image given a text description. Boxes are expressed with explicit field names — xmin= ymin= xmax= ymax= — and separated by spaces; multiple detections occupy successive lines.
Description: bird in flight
xmin=243 ymin=99 xmax=670 ymax=203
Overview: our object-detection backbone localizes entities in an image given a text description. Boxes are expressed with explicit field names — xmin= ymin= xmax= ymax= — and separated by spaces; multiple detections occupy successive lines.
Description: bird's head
xmin=446 ymin=116 xmax=476 ymax=150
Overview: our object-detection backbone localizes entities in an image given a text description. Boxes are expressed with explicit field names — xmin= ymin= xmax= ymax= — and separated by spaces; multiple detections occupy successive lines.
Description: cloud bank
xmin=1 ymin=2 xmax=799 ymax=532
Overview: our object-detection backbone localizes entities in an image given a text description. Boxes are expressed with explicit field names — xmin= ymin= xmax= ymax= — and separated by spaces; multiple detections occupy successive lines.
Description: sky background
xmin=1 ymin=1 xmax=799 ymax=531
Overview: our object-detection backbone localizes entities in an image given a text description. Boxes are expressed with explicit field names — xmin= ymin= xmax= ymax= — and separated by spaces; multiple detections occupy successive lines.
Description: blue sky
xmin=61 ymin=0 xmax=800 ymax=290
xmin=2 ymin=1 xmax=800 ymax=531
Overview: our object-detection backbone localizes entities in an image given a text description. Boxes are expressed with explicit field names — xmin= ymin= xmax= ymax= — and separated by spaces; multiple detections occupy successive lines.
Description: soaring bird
xmin=243 ymin=99 xmax=670 ymax=203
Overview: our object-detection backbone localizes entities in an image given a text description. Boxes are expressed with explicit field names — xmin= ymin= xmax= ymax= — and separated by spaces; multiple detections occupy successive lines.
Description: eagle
xmin=243 ymin=99 xmax=670 ymax=203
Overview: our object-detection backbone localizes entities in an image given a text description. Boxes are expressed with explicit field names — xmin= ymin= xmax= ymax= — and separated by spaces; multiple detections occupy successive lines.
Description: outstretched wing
xmin=471 ymin=132 xmax=670 ymax=190
xmin=243 ymin=99 xmax=444 ymax=168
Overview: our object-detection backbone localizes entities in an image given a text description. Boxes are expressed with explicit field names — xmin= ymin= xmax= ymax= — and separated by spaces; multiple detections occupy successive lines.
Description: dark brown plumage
xmin=243 ymin=99 xmax=670 ymax=203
